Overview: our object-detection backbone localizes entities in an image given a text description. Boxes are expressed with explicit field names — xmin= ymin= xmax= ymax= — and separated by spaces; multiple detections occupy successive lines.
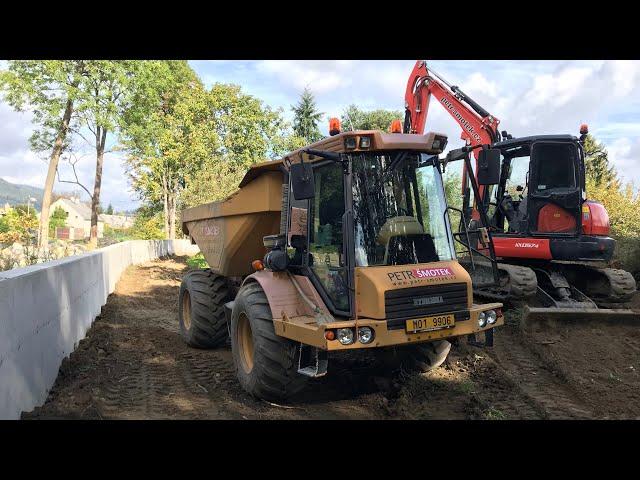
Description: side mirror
xmin=290 ymin=162 xmax=315 ymax=200
xmin=477 ymin=148 xmax=501 ymax=185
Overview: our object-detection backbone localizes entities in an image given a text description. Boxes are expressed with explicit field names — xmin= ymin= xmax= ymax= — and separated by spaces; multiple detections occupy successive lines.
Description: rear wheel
xmin=178 ymin=269 xmax=230 ymax=348
xmin=376 ymin=340 xmax=451 ymax=373
xmin=230 ymin=282 xmax=307 ymax=401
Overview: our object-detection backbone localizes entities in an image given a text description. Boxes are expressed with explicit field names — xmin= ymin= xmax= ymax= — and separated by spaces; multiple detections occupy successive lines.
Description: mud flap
xmin=467 ymin=329 xmax=494 ymax=347
xmin=297 ymin=344 xmax=328 ymax=378
xmin=523 ymin=305 xmax=640 ymax=323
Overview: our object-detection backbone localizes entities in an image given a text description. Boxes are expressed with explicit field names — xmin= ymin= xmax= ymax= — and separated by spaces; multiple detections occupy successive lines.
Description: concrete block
xmin=0 ymin=239 xmax=199 ymax=419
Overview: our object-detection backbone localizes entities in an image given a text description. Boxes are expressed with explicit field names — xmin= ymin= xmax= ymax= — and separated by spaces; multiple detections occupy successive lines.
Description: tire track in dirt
xmin=489 ymin=326 xmax=594 ymax=419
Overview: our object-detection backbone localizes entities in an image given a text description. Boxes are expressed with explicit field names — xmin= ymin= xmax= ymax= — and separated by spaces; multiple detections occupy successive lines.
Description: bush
xmin=128 ymin=209 xmax=165 ymax=240
xmin=186 ymin=252 xmax=209 ymax=269
xmin=104 ymin=224 xmax=133 ymax=242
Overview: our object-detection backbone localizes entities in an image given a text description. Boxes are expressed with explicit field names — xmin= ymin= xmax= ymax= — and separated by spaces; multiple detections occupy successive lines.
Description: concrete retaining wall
xmin=0 ymin=239 xmax=199 ymax=419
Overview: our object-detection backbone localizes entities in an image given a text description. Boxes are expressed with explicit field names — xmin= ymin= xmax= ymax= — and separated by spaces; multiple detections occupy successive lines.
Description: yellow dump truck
xmin=179 ymin=127 xmax=505 ymax=401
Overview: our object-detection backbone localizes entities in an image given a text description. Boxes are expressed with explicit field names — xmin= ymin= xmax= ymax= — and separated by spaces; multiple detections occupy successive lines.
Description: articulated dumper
xmin=179 ymin=126 xmax=505 ymax=401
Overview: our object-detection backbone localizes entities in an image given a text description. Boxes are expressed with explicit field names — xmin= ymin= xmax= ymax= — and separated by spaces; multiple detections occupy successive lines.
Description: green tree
xmin=0 ymin=206 xmax=38 ymax=245
xmin=49 ymin=206 xmax=68 ymax=236
xmin=128 ymin=205 xmax=165 ymax=240
xmin=0 ymin=61 xmax=87 ymax=250
xmin=106 ymin=203 xmax=114 ymax=215
xmin=120 ymin=61 xmax=201 ymax=239
xmin=291 ymin=87 xmax=323 ymax=143
xmin=72 ymin=60 xmax=142 ymax=248
xmin=123 ymin=67 xmax=299 ymax=237
xmin=583 ymin=134 xmax=617 ymax=187
xmin=341 ymin=105 xmax=403 ymax=132
xmin=181 ymin=83 xmax=301 ymax=208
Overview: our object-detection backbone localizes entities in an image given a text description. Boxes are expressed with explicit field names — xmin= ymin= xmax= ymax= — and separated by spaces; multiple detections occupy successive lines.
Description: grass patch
xmin=483 ymin=407 xmax=507 ymax=420
xmin=458 ymin=379 xmax=476 ymax=395
xmin=186 ymin=252 xmax=209 ymax=269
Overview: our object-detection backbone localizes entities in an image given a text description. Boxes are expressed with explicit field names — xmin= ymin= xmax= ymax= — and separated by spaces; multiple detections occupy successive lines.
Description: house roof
xmin=53 ymin=198 xmax=98 ymax=222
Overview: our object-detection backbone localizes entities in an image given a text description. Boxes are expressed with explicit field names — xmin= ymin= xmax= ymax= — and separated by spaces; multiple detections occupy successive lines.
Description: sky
xmin=1 ymin=60 xmax=640 ymax=212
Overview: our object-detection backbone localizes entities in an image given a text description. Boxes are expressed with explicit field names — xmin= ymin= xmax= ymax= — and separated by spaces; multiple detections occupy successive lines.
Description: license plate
xmin=405 ymin=314 xmax=455 ymax=333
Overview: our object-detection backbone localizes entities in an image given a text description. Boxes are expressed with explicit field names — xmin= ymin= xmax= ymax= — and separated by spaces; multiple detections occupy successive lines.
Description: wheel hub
xmin=182 ymin=290 xmax=192 ymax=330
xmin=237 ymin=313 xmax=254 ymax=374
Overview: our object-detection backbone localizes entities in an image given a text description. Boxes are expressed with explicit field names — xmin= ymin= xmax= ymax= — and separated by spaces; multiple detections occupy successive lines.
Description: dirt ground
xmin=23 ymin=257 xmax=640 ymax=420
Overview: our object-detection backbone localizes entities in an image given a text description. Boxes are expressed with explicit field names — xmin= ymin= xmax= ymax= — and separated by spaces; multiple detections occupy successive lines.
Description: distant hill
xmin=0 ymin=177 xmax=43 ymax=210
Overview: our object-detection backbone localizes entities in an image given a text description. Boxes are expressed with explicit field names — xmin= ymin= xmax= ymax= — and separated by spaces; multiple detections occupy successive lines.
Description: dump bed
xmin=181 ymin=168 xmax=284 ymax=277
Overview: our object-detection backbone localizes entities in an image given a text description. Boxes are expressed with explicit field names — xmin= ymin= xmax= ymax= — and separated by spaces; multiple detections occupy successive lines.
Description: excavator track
xmin=556 ymin=263 xmax=637 ymax=307
xmin=462 ymin=260 xmax=538 ymax=302
xmin=462 ymin=259 xmax=639 ymax=321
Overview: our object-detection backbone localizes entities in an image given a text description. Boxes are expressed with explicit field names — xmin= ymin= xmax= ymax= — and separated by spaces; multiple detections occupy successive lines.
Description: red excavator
xmin=403 ymin=60 xmax=637 ymax=319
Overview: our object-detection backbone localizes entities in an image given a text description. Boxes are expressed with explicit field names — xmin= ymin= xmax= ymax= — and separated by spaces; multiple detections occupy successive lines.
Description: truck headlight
xmin=478 ymin=311 xmax=487 ymax=328
xmin=357 ymin=327 xmax=374 ymax=344
xmin=337 ymin=328 xmax=355 ymax=345
xmin=486 ymin=310 xmax=497 ymax=324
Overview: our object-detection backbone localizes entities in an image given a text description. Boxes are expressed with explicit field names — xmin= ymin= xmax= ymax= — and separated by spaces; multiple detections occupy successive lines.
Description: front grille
xmin=384 ymin=283 xmax=469 ymax=330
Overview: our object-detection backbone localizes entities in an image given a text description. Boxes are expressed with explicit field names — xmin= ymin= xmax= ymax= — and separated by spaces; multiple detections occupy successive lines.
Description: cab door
xmin=527 ymin=141 xmax=582 ymax=235
xmin=305 ymin=160 xmax=351 ymax=316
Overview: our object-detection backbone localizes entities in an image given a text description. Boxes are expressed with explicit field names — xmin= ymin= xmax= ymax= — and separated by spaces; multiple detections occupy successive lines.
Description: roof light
xmin=580 ymin=123 xmax=589 ymax=135
xmin=359 ymin=136 xmax=371 ymax=149
xmin=390 ymin=119 xmax=402 ymax=133
xmin=344 ymin=137 xmax=357 ymax=149
xmin=431 ymin=134 xmax=448 ymax=152
xmin=329 ymin=117 xmax=341 ymax=136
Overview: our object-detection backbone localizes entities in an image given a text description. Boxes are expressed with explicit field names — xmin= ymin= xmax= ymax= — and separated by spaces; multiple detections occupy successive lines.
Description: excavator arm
xmin=404 ymin=60 xmax=502 ymax=216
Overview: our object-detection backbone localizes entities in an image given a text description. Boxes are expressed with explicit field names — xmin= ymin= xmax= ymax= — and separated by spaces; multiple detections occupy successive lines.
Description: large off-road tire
xmin=376 ymin=340 xmax=451 ymax=373
xmin=178 ymin=269 xmax=230 ymax=348
xmin=230 ymin=281 xmax=307 ymax=401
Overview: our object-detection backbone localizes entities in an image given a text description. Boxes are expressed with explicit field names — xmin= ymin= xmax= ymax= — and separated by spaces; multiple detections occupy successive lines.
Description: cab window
xmin=308 ymin=162 xmax=349 ymax=311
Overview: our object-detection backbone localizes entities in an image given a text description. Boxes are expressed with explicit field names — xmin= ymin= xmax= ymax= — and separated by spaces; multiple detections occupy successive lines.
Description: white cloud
xmin=256 ymin=60 xmax=353 ymax=95
xmin=606 ymin=136 xmax=640 ymax=184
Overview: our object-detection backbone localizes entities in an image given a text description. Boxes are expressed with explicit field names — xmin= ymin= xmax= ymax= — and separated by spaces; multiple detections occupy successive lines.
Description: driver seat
xmin=377 ymin=216 xmax=424 ymax=264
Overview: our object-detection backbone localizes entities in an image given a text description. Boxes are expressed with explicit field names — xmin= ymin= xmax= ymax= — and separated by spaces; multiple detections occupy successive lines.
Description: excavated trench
xmin=23 ymin=257 xmax=640 ymax=420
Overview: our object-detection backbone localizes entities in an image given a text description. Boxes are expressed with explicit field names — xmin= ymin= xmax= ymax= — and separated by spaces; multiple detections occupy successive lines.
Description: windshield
xmin=352 ymin=152 xmax=455 ymax=267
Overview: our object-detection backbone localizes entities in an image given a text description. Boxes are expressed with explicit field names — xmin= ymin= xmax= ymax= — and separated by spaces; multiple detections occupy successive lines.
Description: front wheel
xmin=230 ymin=282 xmax=307 ymax=401
xmin=375 ymin=340 xmax=451 ymax=373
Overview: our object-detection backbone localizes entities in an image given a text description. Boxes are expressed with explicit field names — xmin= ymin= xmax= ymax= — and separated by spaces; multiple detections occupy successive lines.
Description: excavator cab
xmin=491 ymin=136 xmax=585 ymax=238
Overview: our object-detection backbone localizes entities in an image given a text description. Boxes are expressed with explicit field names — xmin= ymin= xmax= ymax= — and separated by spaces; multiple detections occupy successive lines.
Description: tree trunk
xmin=38 ymin=98 xmax=74 ymax=251
xmin=162 ymin=173 xmax=169 ymax=238
xmin=89 ymin=127 xmax=108 ymax=248
xmin=168 ymin=190 xmax=176 ymax=240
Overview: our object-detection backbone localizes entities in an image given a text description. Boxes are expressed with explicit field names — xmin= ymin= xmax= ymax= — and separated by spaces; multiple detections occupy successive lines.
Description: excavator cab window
xmin=532 ymin=143 xmax=577 ymax=192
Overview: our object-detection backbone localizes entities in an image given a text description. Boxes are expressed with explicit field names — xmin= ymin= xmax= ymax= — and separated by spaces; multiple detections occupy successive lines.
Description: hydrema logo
xmin=514 ymin=242 xmax=539 ymax=248
xmin=413 ymin=295 xmax=444 ymax=306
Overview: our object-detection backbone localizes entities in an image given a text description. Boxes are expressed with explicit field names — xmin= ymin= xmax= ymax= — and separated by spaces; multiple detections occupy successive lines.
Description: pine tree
xmin=291 ymin=88 xmax=324 ymax=143
xmin=583 ymin=134 xmax=617 ymax=188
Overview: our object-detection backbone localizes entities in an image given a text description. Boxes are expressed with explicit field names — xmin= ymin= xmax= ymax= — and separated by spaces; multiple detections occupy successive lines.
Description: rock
xmin=10 ymin=242 xmax=24 ymax=255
